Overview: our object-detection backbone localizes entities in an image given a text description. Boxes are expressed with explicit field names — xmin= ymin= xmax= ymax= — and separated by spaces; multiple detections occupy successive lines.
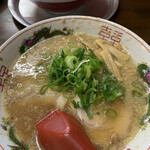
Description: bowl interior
xmin=0 ymin=16 xmax=150 ymax=150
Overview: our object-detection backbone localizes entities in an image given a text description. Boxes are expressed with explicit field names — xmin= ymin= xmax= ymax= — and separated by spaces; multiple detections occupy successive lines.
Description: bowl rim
xmin=1 ymin=15 xmax=150 ymax=150
xmin=0 ymin=15 xmax=150 ymax=54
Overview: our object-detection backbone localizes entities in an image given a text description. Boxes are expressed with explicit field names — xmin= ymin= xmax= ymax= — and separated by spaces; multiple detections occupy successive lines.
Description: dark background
xmin=0 ymin=0 xmax=150 ymax=45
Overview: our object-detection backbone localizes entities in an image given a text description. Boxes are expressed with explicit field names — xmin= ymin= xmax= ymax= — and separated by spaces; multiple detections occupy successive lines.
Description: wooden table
xmin=111 ymin=0 xmax=150 ymax=45
xmin=0 ymin=0 xmax=150 ymax=45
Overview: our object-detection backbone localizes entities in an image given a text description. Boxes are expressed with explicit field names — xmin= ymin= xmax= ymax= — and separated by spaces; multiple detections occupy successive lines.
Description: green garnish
xmin=141 ymin=94 xmax=150 ymax=128
xmin=72 ymin=100 xmax=80 ymax=109
xmin=138 ymin=63 xmax=150 ymax=86
xmin=66 ymin=74 xmax=77 ymax=85
xmin=96 ymin=112 xmax=100 ymax=115
xmin=105 ymin=108 xmax=118 ymax=119
xmin=40 ymin=85 xmax=49 ymax=95
xmin=137 ymin=63 xmax=150 ymax=129
xmin=8 ymin=127 xmax=28 ymax=150
xmin=2 ymin=118 xmax=28 ymax=150
xmin=49 ymin=29 xmax=72 ymax=37
xmin=19 ymin=27 xmax=72 ymax=54
xmin=65 ymin=55 xmax=79 ymax=69
xmin=39 ymin=43 xmax=125 ymax=118
xmin=36 ymin=73 xmax=48 ymax=85
xmin=62 ymin=85 xmax=75 ymax=99
xmin=138 ymin=63 xmax=148 ymax=78
xmin=67 ymin=42 xmax=76 ymax=48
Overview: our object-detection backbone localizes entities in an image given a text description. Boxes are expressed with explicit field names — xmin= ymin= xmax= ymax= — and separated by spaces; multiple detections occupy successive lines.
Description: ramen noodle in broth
xmin=2 ymin=33 xmax=146 ymax=150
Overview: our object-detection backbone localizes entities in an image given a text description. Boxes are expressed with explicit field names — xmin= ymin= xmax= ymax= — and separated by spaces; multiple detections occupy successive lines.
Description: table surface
xmin=0 ymin=0 xmax=150 ymax=46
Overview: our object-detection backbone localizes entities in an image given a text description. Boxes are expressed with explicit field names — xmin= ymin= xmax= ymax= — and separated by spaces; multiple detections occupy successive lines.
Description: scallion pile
xmin=39 ymin=43 xmax=125 ymax=118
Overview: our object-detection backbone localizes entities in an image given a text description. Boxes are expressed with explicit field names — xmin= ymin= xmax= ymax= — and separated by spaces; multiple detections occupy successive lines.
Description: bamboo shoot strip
xmin=115 ymin=43 xmax=123 ymax=51
xmin=94 ymin=49 xmax=102 ymax=58
xmin=100 ymin=50 xmax=123 ymax=82
xmin=77 ymin=37 xmax=97 ymax=50
xmin=114 ymin=60 xmax=123 ymax=68
xmin=106 ymin=45 xmax=129 ymax=61
xmin=95 ymin=39 xmax=108 ymax=51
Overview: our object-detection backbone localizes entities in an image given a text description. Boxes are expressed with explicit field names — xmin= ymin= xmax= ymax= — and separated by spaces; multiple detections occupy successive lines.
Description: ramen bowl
xmin=0 ymin=16 xmax=150 ymax=150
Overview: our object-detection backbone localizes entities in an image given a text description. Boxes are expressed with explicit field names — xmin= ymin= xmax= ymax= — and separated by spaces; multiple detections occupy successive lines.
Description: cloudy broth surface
xmin=2 ymin=33 xmax=146 ymax=150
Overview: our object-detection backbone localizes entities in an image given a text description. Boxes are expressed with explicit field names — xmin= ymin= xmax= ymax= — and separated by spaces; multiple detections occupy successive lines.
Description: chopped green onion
xmin=73 ymin=48 xmax=85 ymax=60
xmin=65 ymin=55 xmax=78 ymax=69
xmin=63 ymin=69 xmax=70 ymax=77
xmin=49 ymin=76 xmax=64 ymax=88
xmin=63 ymin=85 xmax=75 ymax=99
xmin=63 ymin=48 xmax=70 ymax=55
xmin=84 ymin=65 xmax=91 ymax=79
xmin=67 ymin=42 xmax=76 ymax=48
xmin=36 ymin=73 xmax=47 ymax=80
xmin=87 ymin=48 xmax=97 ymax=58
xmin=72 ymin=100 xmax=80 ymax=109
xmin=79 ymin=42 xmax=87 ymax=51
xmin=47 ymin=53 xmax=56 ymax=72
xmin=100 ymin=75 xmax=125 ymax=102
xmin=36 ymin=73 xmax=48 ymax=85
xmin=71 ymin=59 xmax=90 ymax=74
xmin=76 ymin=79 xmax=88 ymax=92
xmin=96 ymin=112 xmax=100 ymax=115
xmin=39 ymin=43 xmax=125 ymax=118
xmin=40 ymin=85 xmax=49 ymax=95
xmin=89 ymin=92 xmax=94 ymax=104
xmin=41 ymin=52 xmax=51 ymax=60
xmin=49 ymin=70 xmax=59 ymax=80
xmin=85 ymin=88 xmax=96 ymax=104
xmin=84 ymin=108 xmax=93 ymax=119
xmin=66 ymin=74 xmax=77 ymax=85
xmin=95 ymin=102 xmax=106 ymax=109
xmin=105 ymin=108 xmax=118 ymax=119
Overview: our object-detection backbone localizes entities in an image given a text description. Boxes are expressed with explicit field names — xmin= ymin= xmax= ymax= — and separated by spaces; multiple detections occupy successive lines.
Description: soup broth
xmin=2 ymin=33 xmax=146 ymax=150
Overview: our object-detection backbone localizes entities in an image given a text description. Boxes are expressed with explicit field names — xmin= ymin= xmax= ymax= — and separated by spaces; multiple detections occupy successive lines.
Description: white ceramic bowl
xmin=0 ymin=16 xmax=150 ymax=150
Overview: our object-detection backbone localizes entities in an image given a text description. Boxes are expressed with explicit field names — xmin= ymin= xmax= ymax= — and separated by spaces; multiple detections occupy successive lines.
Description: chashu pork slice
xmin=74 ymin=96 xmax=132 ymax=145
